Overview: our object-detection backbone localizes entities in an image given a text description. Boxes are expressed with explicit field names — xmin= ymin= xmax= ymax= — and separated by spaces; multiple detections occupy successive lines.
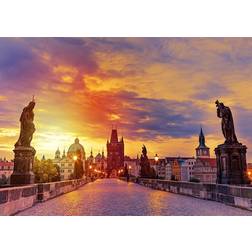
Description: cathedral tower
xmin=106 ymin=128 xmax=124 ymax=176
xmin=196 ymin=127 xmax=210 ymax=158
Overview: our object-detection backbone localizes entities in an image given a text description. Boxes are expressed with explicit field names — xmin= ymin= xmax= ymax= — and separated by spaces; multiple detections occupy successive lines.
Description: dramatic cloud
xmin=1 ymin=38 xmax=252 ymax=160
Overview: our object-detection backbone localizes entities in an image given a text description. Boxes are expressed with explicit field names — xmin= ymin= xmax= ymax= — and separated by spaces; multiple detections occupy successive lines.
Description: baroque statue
xmin=140 ymin=145 xmax=156 ymax=178
xmin=15 ymin=97 xmax=36 ymax=148
xmin=215 ymin=100 xmax=238 ymax=145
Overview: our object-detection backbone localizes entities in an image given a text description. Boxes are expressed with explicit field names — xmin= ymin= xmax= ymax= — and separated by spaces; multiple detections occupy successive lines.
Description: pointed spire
xmin=55 ymin=147 xmax=61 ymax=159
xmin=55 ymin=147 xmax=60 ymax=154
xmin=110 ymin=128 xmax=118 ymax=143
xmin=199 ymin=127 xmax=206 ymax=147
xmin=62 ymin=149 xmax=66 ymax=158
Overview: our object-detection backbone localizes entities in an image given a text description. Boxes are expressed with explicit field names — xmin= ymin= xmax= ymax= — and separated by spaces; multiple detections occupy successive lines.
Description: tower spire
xmin=196 ymin=127 xmax=210 ymax=158
xmin=199 ymin=127 xmax=206 ymax=147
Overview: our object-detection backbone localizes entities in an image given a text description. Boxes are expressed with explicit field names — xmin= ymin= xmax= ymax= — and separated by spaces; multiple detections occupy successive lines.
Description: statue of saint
xmin=15 ymin=97 xmax=36 ymax=148
xmin=140 ymin=145 xmax=156 ymax=178
xmin=142 ymin=145 xmax=147 ymax=157
xmin=215 ymin=100 xmax=238 ymax=144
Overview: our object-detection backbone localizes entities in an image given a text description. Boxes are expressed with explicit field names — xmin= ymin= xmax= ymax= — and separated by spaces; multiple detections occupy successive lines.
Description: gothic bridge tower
xmin=106 ymin=128 xmax=124 ymax=177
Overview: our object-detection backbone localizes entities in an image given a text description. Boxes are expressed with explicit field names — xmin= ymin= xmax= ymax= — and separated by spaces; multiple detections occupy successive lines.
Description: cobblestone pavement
xmin=17 ymin=179 xmax=252 ymax=216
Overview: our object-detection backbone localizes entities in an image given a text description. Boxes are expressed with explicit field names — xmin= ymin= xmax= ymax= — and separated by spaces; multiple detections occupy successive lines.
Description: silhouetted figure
xmin=140 ymin=145 xmax=156 ymax=178
xmin=15 ymin=97 xmax=36 ymax=147
xmin=124 ymin=164 xmax=130 ymax=182
xmin=215 ymin=100 xmax=238 ymax=144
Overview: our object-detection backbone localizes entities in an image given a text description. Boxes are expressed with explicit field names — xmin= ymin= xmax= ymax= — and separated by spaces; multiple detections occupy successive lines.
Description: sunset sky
xmin=1 ymin=38 xmax=252 ymax=160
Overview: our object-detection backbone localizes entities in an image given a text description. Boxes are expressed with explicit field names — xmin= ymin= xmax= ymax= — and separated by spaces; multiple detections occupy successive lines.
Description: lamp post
xmin=73 ymin=155 xmax=78 ymax=179
xmin=89 ymin=165 xmax=92 ymax=179
xmin=248 ymin=171 xmax=252 ymax=182
xmin=154 ymin=154 xmax=159 ymax=178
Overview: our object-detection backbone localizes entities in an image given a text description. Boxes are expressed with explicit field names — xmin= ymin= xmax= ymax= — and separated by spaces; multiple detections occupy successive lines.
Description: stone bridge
xmin=1 ymin=178 xmax=252 ymax=216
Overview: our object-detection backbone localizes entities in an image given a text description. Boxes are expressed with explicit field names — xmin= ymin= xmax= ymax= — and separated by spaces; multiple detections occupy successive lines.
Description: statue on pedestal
xmin=214 ymin=100 xmax=249 ymax=184
xmin=10 ymin=97 xmax=36 ymax=185
xmin=15 ymin=96 xmax=36 ymax=147
xmin=140 ymin=145 xmax=156 ymax=178
xmin=215 ymin=100 xmax=238 ymax=144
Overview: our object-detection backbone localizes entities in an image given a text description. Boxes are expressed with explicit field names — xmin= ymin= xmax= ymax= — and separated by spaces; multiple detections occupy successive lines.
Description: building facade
xmin=193 ymin=128 xmax=217 ymax=183
xmin=155 ymin=159 xmax=171 ymax=179
xmin=106 ymin=129 xmax=124 ymax=177
xmin=171 ymin=159 xmax=185 ymax=181
xmin=0 ymin=158 xmax=14 ymax=183
xmin=53 ymin=138 xmax=86 ymax=181
xmin=181 ymin=158 xmax=196 ymax=181
xmin=193 ymin=158 xmax=217 ymax=183
xmin=124 ymin=156 xmax=140 ymax=177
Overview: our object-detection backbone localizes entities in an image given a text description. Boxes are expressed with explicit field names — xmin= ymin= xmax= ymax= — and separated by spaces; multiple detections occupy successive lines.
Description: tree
xmin=33 ymin=157 xmax=60 ymax=183
xmin=74 ymin=158 xmax=84 ymax=179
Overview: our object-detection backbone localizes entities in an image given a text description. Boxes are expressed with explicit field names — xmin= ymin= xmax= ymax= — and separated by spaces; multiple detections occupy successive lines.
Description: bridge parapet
xmin=121 ymin=177 xmax=252 ymax=211
xmin=37 ymin=178 xmax=89 ymax=202
xmin=0 ymin=178 xmax=90 ymax=215
xmin=0 ymin=185 xmax=37 ymax=215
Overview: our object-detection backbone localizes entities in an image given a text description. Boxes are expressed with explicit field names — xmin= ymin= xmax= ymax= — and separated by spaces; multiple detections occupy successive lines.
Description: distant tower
xmin=101 ymin=148 xmax=105 ymax=171
xmin=62 ymin=149 xmax=66 ymax=159
xmin=196 ymin=127 xmax=210 ymax=158
xmin=106 ymin=128 xmax=124 ymax=176
xmin=87 ymin=148 xmax=94 ymax=165
xmin=55 ymin=148 xmax=61 ymax=159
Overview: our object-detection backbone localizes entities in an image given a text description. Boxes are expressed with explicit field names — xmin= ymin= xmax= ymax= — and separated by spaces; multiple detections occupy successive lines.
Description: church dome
xmin=67 ymin=138 xmax=85 ymax=160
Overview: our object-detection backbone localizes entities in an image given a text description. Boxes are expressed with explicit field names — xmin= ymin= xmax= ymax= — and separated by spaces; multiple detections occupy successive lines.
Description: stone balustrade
xmin=121 ymin=177 xmax=252 ymax=211
xmin=37 ymin=179 xmax=89 ymax=202
xmin=0 ymin=178 xmax=90 ymax=215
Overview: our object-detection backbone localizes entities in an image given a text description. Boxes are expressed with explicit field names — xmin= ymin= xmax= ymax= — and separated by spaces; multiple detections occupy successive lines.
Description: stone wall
xmin=37 ymin=179 xmax=88 ymax=202
xmin=0 ymin=185 xmax=37 ymax=215
xmin=121 ymin=177 xmax=252 ymax=211
xmin=0 ymin=178 xmax=89 ymax=215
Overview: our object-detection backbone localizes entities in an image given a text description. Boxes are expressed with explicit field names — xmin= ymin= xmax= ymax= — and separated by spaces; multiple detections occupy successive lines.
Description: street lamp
xmin=154 ymin=154 xmax=159 ymax=179
xmin=128 ymin=165 xmax=131 ymax=176
xmin=248 ymin=171 xmax=251 ymax=179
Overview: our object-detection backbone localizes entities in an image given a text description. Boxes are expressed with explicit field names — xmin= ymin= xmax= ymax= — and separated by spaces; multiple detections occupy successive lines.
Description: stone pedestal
xmin=10 ymin=146 xmax=36 ymax=185
xmin=215 ymin=143 xmax=249 ymax=185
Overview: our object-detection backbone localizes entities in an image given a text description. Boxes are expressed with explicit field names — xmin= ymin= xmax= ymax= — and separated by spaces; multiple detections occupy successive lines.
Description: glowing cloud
xmin=1 ymin=38 xmax=252 ymax=161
